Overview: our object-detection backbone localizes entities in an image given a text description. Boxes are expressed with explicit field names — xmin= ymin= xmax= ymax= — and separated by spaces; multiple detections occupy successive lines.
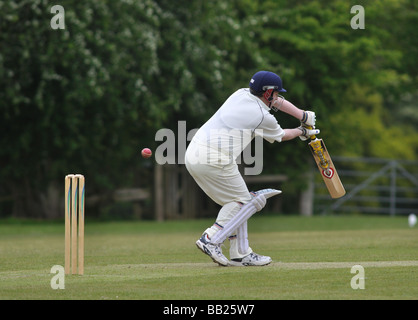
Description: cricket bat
xmin=307 ymin=127 xmax=345 ymax=199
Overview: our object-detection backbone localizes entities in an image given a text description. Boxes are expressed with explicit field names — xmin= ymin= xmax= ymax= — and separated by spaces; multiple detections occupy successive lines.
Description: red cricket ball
xmin=141 ymin=148 xmax=152 ymax=159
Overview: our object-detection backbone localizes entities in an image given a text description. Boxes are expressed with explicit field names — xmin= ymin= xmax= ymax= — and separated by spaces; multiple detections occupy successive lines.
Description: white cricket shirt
xmin=191 ymin=88 xmax=285 ymax=163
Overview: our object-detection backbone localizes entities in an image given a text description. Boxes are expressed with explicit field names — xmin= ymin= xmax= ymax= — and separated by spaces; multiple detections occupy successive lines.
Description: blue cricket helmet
xmin=249 ymin=71 xmax=287 ymax=94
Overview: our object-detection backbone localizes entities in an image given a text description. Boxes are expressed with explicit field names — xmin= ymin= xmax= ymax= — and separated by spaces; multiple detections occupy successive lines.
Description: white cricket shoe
xmin=195 ymin=233 xmax=229 ymax=266
xmin=228 ymin=252 xmax=272 ymax=267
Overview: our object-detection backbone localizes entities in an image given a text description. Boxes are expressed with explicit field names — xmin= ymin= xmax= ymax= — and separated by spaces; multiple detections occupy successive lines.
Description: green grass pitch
xmin=0 ymin=215 xmax=417 ymax=300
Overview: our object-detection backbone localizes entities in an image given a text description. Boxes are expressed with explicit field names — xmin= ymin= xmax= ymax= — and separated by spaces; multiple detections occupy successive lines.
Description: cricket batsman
xmin=185 ymin=71 xmax=319 ymax=266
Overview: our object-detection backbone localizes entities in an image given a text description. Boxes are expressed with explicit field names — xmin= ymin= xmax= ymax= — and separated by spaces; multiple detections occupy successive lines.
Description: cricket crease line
xmin=113 ymin=260 xmax=418 ymax=270
xmin=1 ymin=261 xmax=416 ymax=279
xmin=271 ymin=260 xmax=418 ymax=269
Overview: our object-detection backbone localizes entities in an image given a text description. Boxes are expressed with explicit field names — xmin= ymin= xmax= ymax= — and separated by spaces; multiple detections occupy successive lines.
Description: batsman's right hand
xmin=298 ymin=125 xmax=320 ymax=141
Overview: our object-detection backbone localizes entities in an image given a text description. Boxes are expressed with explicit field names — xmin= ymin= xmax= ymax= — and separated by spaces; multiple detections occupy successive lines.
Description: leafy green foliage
xmin=0 ymin=0 xmax=416 ymax=217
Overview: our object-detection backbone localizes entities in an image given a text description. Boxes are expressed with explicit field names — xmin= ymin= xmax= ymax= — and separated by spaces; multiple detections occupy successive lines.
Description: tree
xmin=0 ymin=0 xmax=261 ymax=218
xmin=0 ymin=0 xmax=165 ymax=217
xmin=1 ymin=0 xmax=416 ymax=218
xmin=250 ymin=0 xmax=418 ymax=159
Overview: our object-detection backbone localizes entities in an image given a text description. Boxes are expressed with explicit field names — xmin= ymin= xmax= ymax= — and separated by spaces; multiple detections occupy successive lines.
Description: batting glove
xmin=301 ymin=111 xmax=316 ymax=127
xmin=298 ymin=125 xmax=320 ymax=141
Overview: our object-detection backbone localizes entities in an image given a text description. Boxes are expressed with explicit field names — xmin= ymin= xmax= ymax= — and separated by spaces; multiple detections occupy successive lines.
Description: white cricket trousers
xmin=185 ymin=141 xmax=253 ymax=259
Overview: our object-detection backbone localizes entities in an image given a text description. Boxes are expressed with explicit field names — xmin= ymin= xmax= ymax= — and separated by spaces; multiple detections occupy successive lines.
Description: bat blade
xmin=308 ymin=138 xmax=345 ymax=199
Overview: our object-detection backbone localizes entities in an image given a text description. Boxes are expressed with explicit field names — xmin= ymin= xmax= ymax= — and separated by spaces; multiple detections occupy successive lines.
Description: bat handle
xmin=305 ymin=125 xmax=317 ymax=140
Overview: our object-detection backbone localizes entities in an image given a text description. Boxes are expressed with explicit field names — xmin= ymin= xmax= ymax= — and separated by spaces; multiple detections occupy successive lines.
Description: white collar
xmin=246 ymin=89 xmax=270 ymax=111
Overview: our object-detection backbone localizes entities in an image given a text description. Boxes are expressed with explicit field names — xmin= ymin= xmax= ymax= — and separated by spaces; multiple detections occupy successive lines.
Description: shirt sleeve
xmin=255 ymin=112 xmax=285 ymax=143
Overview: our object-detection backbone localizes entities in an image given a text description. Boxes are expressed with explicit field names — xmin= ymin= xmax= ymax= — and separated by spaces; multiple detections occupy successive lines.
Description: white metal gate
xmin=314 ymin=157 xmax=418 ymax=215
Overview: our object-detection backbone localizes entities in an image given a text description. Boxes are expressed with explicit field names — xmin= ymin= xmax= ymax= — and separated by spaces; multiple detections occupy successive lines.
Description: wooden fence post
xmin=154 ymin=164 xmax=164 ymax=221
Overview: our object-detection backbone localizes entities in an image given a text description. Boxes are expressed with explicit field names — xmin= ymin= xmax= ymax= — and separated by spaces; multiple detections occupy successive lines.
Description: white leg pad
xmin=229 ymin=228 xmax=252 ymax=260
xmin=210 ymin=189 xmax=281 ymax=246
xmin=211 ymin=195 xmax=263 ymax=245
xmin=253 ymin=188 xmax=282 ymax=200
xmin=237 ymin=221 xmax=249 ymax=255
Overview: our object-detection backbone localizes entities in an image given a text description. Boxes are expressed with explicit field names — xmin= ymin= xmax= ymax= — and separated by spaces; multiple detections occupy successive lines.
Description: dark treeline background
xmin=1 ymin=0 xmax=417 ymax=218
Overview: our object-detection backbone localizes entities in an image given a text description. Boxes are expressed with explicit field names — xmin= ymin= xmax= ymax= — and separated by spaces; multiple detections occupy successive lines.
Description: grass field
xmin=0 ymin=215 xmax=417 ymax=301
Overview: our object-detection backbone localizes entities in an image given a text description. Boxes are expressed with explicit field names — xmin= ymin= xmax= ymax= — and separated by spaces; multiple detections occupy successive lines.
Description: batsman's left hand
xmin=301 ymin=111 xmax=316 ymax=127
